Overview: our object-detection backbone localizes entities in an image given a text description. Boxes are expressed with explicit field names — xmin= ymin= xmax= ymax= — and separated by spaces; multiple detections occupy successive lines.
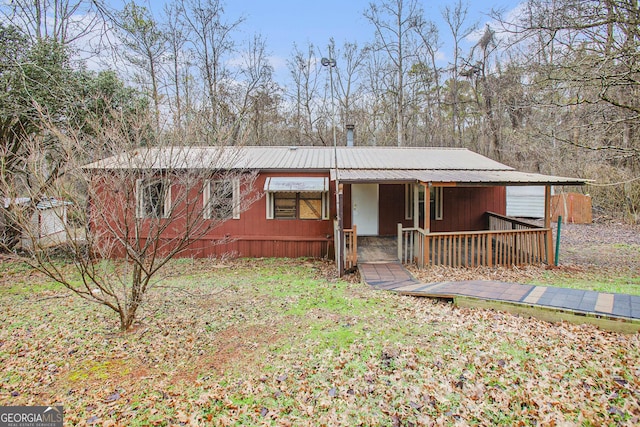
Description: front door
xmin=352 ymin=183 xmax=379 ymax=236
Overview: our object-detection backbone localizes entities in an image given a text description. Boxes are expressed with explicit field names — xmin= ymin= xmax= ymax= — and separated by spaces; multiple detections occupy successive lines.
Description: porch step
xmin=358 ymin=262 xmax=418 ymax=290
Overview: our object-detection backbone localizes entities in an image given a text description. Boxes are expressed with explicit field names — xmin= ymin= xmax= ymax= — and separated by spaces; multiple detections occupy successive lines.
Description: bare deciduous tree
xmin=331 ymin=39 xmax=368 ymax=133
xmin=178 ymin=0 xmax=244 ymax=138
xmin=443 ymin=1 xmax=476 ymax=146
xmin=1 ymin=108 xmax=259 ymax=331
xmin=364 ymin=0 xmax=425 ymax=146
xmin=493 ymin=0 xmax=640 ymax=220
xmin=287 ymin=43 xmax=322 ymax=145
xmin=0 ymin=0 xmax=102 ymax=46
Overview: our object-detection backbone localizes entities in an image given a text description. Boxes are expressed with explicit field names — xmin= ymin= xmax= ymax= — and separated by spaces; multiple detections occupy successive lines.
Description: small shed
xmin=3 ymin=198 xmax=72 ymax=248
xmin=506 ymin=186 xmax=546 ymax=219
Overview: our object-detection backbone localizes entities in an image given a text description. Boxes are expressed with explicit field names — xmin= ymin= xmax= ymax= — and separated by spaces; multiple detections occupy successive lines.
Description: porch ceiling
xmin=331 ymin=169 xmax=587 ymax=186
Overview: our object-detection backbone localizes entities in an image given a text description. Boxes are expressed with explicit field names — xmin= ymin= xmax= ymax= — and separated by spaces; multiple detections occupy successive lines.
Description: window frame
xmin=404 ymin=183 xmax=414 ymax=220
xmin=404 ymin=183 xmax=443 ymax=221
xmin=136 ymin=177 xmax=172 ymax=219
xmin=203 ymin=178 xmax=240 ymax=220
xmin=266 ymin=191 xmax=329 ymax=220
xmin=431 ymin=186 xmax=443 ymax=221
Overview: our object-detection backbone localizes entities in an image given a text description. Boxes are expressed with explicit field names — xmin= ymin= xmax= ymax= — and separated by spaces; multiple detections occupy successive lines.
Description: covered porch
xmin=398 ymin=211 xmax=550 ymax=268
xmin=333 ymin=169 xmax=585 ymax=275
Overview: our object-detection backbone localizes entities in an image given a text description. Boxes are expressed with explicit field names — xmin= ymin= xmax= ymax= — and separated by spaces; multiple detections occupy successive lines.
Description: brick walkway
xmin=359 ymin=262 xmax=640 ymax=323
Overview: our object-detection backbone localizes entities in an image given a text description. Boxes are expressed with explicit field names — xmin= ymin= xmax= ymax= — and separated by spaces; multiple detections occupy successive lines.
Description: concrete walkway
xmin=359 ymin=262 xmax=640 ymax=332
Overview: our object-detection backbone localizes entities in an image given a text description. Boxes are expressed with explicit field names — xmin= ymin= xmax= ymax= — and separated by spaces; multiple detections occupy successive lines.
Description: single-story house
xmin=83 ymin=146 xmax=586 ymax=274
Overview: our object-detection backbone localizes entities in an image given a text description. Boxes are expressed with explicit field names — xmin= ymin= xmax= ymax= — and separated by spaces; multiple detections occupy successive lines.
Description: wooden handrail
xmin=343 ymin=225 xmax=357 ymax=271
xmin=487 ymin=211 xmax=543 ymax=230
xmin=422 ymin=228 xmax=551 ymax=237
xmin=398 ymin=219 xmax=551 ymax=268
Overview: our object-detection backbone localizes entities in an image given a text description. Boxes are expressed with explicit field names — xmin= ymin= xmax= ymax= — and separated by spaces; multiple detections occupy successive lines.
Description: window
xmin=267 ymin=191 xmax=329 ymax=220
xmin=405 ymin=183 xmax=414 ymax=220
xmin=272 ymin=192 xmax=297 ymax=219
xmin=405 ymin=184 xmax=423 ymax=221
xmin=204 ymin=179 xmax=240 ymax=220
xmin=136 ymin=178 xmax=171 ymax=218
xmin=431 ymin=186 xmax=443 ymax=220
xmin=299 ymin=192 xmax=325 ymax=219
xmin=264 ymin=177 xmax=330 ymax=220
xmin=404 ymin=184 xmax=443 ymax=221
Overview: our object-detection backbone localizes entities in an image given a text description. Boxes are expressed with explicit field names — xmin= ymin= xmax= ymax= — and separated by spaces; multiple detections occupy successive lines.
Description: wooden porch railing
xmin=487 ymin=211 xmax=542 ymax=231
xmin=398 ymin=213 xmax=551 ymax=268
xmin=344 ymin=225 xmax=357 ymax=271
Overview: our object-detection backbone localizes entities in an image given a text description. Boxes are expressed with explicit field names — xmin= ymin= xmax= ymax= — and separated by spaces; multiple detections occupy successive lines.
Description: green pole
xmin=555 ymin=215 xmax=562 ymax=266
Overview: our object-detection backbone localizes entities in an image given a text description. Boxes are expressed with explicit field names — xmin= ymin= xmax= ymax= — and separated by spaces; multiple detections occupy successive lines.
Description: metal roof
xmin=3 ymin=197 xmax=72 ymax=209
xmin=84 ymin=146 xmax=586 ymax=186
xmin=84 ymin=146 xmax=332 ymax=170
xmin=332 ymin=169 xmax=586 ymax=186
xmin=83 ymin=146 xmax=510 ymax=171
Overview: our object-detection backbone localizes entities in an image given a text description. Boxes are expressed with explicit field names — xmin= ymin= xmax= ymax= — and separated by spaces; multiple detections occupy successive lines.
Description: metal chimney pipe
xmin=346 ymin=124 xmax=355 ymax=147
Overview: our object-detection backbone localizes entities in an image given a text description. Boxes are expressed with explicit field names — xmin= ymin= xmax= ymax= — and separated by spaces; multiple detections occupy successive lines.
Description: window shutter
xmin=135 ymin=178 xmax=143 ymax=218
xmin=232 ymin=179 xmax=241 ymax=219
xmin=322 ymin=192 xmax=329 ymax=220
xmin=203 ymin=180 xmax=211 ymax=219
xmin=163 ymin=180 xmax=172 ymax=218
xmin=266 ymin=192 xmax=274 ymax=219
xmin=435 ymin=187 xmax=443 ymax=220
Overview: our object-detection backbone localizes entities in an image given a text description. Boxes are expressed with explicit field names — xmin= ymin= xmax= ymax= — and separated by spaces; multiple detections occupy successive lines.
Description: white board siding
xmin=506 ymin=186 xmax=546 ymax=218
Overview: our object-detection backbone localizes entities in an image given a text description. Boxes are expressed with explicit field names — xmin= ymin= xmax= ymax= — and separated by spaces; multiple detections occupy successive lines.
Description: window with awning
xmin=264 ymin=177 xmax=329 ymax=192
xmin=264 ymin=177 xmax=330 ymax=220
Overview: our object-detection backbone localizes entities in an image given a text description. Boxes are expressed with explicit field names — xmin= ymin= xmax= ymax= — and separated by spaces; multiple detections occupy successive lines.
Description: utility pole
xmin=321 ymin=54 xmax=343 ymax=275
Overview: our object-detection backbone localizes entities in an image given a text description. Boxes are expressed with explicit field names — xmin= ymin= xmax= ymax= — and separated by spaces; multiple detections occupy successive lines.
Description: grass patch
xmin=67 ymin=359 xmax=131 ymax=383
xmin=528 ymin=271 xmax=640 ymax=295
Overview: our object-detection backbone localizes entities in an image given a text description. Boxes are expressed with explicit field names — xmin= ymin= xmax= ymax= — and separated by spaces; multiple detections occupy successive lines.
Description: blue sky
xmin=219 ymin=0 xmax=521 ymax=63
xmin=106 ymin=0 xmax=523 ymax=81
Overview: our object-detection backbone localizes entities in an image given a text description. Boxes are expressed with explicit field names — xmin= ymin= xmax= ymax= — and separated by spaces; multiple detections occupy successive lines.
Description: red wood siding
xmin=90 ymin=169 xmax=506 ymax=259
xmin=343 ymin=184 xmax=505 ymax=234
xmin=343 ymin=184 xmax=352 ymax=229
xmin=431 ymin=186 xmax=506 ymax=232
xmin=202 ymin=172 xmax=334 ymax=258
xmin=90 ymin=171 xmax=335 ymax=259
xmin=379 ymin=184 xmax=413 ymax=235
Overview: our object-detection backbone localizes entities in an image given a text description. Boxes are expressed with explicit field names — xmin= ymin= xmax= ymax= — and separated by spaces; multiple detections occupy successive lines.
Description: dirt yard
xmin=553 ymin=220 xmax=640 ymax=268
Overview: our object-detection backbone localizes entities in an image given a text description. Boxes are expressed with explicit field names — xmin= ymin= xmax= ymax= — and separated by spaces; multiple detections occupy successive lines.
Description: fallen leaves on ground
xmin=1 ymin=256 xmax=639 ymax=426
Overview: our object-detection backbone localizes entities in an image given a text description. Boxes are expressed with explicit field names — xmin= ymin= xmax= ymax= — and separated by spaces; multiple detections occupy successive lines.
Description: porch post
xmin=423 ymin=182 xmax=431 ymax=267
xmin=397 ymin=222 xmax=403 ymax=262
xmin=424 ymin=183 xmax=431 ymax=233
xmin=413 ymin=183 xmax=419 ymax=228
xmin=544 ymin=185 xmax=553 ymax=264
xmin=338 ymin=183 xmax=344 ymax=275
